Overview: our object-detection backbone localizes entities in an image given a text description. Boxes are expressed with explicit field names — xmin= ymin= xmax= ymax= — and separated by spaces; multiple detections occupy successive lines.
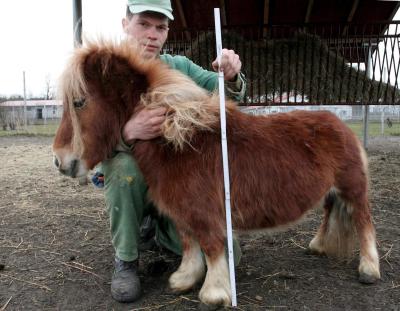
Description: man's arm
xmin=161 ymin=52 xmax=246 ymax=102
xmin=120 ymin=51 xmax=246 ymax=148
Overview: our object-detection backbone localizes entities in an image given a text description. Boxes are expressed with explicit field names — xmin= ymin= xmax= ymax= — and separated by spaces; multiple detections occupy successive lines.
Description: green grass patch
xmin=0 ymin=123 xmax=59 ymax=137
xmin=345 ymin=121 xmax=400 ymax=138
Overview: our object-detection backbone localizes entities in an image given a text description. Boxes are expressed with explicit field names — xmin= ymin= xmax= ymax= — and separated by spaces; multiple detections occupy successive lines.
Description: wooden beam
xmin=263 ymin=0 xmax=270 ymax=37
xmin=219 ymin=0 xmax=227 ymax=26
xmin=175 ymin=0 xmax=187 ymax=29
xmin=174 ymin=0 xmax=190 ymax=41
xmin=346 ymin=0 xmax=360 ymax=22
xmin=342 ymin=0 xmax=360 ymax=36
xmin=263 ymin=0 xmax=270 ymax=25
xmin=305 ymin=0 xmax=314 ymax=23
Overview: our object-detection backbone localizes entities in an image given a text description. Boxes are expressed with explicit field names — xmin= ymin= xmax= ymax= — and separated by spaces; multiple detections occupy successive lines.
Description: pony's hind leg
xmin=168 ymin=234 xmax=205 ymax=293
xmin=309 ymin=188 xmax=380 ymax=283
xmin=308 ymin=190 xmax=356 ymax=257
xmin=352 ymin=200 xmax=381 ymax=284
xmin=308 ymin=194 xmax=332 ymax=256
xmin=342 ymin=147 xmax=380 ymax=284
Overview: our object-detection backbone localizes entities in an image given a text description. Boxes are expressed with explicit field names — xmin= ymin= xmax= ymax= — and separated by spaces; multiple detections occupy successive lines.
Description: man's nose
xmin=146 ymin=27 xmax=158 ymax=40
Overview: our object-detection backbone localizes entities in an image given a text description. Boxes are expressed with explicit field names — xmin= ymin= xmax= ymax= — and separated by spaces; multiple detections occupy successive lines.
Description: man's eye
xmin=73 ymin=99 xmax=85 ymax=109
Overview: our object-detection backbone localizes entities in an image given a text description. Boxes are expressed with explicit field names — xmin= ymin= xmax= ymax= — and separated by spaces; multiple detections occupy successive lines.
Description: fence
xmin=165 ymin=22 xmax=400 ymax=106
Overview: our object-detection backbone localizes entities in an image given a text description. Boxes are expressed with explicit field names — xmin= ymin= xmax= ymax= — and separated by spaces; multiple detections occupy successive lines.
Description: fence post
xmin=73 ymin=0 xmax=82 ymax=47
xmin=363 ymin=46 xmax=373 ymax=149
xmin=23 ymin=71 xmax=27 ymax=130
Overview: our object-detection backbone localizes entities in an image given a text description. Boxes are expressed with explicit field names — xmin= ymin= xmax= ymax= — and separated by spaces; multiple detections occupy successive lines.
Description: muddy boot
xmin=111 ymin=257 xmax=141 ymax=303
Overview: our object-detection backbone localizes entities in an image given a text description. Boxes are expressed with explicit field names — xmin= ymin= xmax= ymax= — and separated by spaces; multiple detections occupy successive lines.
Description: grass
xmin=345 ymin=121 xmax=400 ymax=138
xmin=0 ymin=123 xmax=59 ymax=137
xmin=0 ymin=120 xmax=399 ymax=139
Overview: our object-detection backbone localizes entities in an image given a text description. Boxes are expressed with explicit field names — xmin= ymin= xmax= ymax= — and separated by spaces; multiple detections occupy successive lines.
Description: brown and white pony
xmin=53 ymin=39 xmax=380 ymax=308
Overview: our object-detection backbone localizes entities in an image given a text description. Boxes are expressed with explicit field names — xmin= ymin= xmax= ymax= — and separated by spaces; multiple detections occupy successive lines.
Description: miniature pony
xmin=53 ymin=39 xmax=380 ymax=308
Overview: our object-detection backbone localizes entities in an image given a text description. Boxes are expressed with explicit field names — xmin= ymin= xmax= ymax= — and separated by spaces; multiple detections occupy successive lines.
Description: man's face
xmin=122 ymin=13 xmax=169 ymax=59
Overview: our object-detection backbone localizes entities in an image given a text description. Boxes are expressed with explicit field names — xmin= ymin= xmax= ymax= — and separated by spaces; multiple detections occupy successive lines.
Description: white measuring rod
xmin=214 ymin=7 xmax=237 ymax=307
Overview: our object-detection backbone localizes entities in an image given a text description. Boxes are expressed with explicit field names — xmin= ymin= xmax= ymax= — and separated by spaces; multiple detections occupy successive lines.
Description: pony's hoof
xmin=168 ymin=272 xmax=198 ymax=294
xmin=359 ymin=272 xmax=380 ymax=284
xmin=199 ymin=285 xmax=230 ymax=309
xmin=305 ymin=247 xmax=325 ymax=256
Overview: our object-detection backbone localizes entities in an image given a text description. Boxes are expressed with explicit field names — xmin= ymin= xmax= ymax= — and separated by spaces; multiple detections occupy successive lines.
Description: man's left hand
xmin=212 ymin=49 xmax=242 ymax=82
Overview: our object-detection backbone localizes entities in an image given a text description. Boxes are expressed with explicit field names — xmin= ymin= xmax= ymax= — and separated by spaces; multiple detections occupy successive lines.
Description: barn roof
xmin=170 ymin=0 xmax=400 ymax=30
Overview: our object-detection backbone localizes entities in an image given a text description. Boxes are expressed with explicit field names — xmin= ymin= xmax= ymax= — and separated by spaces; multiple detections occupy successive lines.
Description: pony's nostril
xmin=54 ymin=156 xmax=60 ymax=168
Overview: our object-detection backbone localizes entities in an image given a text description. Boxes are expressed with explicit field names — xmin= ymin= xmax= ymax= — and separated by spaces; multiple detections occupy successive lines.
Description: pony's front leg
xmin=168 ymin=235 xmax=205 ymax=293
xmin=199 ymin=249 xmax=231 ymax=307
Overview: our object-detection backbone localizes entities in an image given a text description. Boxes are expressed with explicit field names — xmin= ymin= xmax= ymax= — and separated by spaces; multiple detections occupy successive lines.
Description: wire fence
xmin=165 ymin=21 xmax=400 ymax=106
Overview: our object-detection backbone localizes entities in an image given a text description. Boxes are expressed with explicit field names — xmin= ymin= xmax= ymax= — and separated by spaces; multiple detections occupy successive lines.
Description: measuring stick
xmin=214 ymin=7 xmax=237 ymax=307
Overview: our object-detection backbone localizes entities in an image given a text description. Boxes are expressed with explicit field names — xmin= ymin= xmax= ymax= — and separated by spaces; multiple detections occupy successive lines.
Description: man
xmin=102 ymin=0 xmax=246 ymax=303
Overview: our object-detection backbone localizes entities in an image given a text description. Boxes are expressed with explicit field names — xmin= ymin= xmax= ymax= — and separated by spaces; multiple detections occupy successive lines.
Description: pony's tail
xmin=322 ymin=190 xmax=358 ymax=259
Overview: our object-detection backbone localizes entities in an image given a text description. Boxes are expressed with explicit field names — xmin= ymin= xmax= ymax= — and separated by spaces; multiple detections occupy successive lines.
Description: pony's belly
xmin=234 ymin=197 xmax=325 ymax=231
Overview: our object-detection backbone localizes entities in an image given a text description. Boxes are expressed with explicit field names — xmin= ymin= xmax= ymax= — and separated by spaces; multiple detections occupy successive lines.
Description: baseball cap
xmin=127 ymin=0 xmax=174 ymax=20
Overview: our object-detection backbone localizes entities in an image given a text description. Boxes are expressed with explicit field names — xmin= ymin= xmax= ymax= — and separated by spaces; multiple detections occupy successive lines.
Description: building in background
xmin=0 ymin=100 xmax=62 ymax=129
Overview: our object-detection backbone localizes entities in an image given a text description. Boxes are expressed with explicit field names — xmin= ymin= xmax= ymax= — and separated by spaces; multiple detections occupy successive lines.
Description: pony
xmin=53 ymin=39 xmax=380 ymax=308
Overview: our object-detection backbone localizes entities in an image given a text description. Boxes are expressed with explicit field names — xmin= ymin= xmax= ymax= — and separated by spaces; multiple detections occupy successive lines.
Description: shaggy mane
xmin=60 ymin=38 xmax=230 ymax=150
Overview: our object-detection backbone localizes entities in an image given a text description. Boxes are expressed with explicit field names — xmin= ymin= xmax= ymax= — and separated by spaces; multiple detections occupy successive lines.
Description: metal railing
xmin=165 ymin=22 xmax=400 ymax=106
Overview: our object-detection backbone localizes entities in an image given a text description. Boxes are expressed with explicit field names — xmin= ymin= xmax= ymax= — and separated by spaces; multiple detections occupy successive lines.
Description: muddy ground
xmin=0 ymin=135 xmax=399 ymax=311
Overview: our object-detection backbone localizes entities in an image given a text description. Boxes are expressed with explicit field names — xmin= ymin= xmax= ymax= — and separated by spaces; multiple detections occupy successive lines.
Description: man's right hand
xmin=122 ymin=107 xmax=167 ymax=145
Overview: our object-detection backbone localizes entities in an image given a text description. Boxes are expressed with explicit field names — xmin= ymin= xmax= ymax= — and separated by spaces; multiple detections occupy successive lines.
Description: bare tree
xmin=44 ymin=74 xmax=55 ymax=100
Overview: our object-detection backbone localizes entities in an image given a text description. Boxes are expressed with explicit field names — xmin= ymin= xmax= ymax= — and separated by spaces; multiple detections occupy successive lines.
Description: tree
xmin=9 ymin=94 xmax=23 ymax=100
xmin=44 ymin=74 xmax=55 ymax=100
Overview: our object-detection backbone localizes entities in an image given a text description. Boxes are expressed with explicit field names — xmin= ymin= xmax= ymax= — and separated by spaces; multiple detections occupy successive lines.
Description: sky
xmin=1 ymin=2 xmax=400 ymax=98
xmin=0 ymin=0 xmax=126 ymax=98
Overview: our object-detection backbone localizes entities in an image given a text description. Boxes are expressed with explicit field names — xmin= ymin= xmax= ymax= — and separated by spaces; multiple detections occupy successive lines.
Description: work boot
xmin=111 ymin=257 xmax=141 ymax=303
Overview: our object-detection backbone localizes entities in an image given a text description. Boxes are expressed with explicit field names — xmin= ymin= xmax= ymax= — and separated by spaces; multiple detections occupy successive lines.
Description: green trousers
xmin=101 ymin=152 xmax=241 ymax=264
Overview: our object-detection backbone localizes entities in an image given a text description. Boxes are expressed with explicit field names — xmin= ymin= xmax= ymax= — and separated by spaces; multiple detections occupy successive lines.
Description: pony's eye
xmin=73 ymin=99 xmax=86 ymax=109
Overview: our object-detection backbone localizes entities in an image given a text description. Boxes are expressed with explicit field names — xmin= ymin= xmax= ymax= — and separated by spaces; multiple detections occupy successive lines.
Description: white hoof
xmin=199 ymin=281 xmax=231 ymax=307
xmin=199 ymin=252 xmax=231 ymax=307
xmin=358 ymin=256 xmax=380 ymax=284
xmin=169 ymin=265 xmax=205 ymax=292
xmin=168 ymin=241 xmax=205 ymax=292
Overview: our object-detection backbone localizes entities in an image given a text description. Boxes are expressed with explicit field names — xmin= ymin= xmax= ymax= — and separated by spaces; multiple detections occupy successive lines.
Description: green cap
xmin=127 ymin=0 xmax=174 ymax=20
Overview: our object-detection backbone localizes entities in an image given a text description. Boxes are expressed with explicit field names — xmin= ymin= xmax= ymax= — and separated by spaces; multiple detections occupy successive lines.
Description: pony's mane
xmin=60 ymin=38 xmax=227 ymax=151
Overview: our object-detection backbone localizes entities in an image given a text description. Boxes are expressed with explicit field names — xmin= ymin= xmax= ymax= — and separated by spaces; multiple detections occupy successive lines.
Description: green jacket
xmin=160 ymin=54 xmax=246 ymax=102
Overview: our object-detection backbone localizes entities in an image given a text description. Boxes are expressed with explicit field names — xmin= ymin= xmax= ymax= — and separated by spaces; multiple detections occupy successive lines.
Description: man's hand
xmin=122 ymin=107 xmax=167 ymax=145
xmin=211 ymin=48 xmax=242 ymax=82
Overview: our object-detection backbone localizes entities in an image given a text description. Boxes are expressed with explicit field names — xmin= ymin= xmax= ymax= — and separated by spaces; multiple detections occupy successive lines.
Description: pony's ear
xmin=82 ymin=50 xmax=148 ymax=101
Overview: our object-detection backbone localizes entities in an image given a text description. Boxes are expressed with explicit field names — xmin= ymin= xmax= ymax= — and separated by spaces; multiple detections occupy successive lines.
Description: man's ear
xmin=122 ymin=18 xmax=129 ymax=34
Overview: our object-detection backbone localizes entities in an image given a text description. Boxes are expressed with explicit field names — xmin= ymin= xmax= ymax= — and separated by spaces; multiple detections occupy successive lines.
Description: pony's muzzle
xmin=53 ymin=154 xmax=85 ymax=178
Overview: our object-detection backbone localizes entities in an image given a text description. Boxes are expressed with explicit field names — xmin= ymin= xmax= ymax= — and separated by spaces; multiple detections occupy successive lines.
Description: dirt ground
xmin=0 ymin=135 xmax=399 ymax=311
